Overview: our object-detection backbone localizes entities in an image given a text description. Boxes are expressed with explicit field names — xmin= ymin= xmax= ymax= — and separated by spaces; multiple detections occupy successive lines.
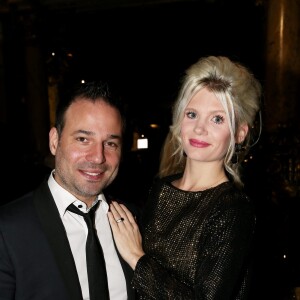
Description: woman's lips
xmin=189 ymin=139 xmax=210 ymax=148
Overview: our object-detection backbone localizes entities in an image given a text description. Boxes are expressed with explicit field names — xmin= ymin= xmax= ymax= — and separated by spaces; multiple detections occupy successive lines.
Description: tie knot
xmin=67 ymin=202 xmax=99 ymax=225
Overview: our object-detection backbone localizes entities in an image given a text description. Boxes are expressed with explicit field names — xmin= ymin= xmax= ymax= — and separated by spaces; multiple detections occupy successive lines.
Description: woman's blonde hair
xmin=159 ymin=56 xmax=262 ymax=188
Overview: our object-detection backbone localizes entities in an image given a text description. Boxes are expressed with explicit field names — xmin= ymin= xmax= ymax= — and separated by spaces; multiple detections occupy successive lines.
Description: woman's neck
xmin=172 ymin=162 xmax=228 ymax=191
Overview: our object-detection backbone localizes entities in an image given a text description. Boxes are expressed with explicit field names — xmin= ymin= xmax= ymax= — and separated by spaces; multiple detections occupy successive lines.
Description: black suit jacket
xmin=0 ymin=181 xmax=136 ymax=300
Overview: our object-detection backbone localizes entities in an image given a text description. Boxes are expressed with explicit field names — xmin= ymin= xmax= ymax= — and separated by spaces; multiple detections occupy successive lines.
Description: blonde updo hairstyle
xmin=159 ymin=56 xmax=262 ymax=188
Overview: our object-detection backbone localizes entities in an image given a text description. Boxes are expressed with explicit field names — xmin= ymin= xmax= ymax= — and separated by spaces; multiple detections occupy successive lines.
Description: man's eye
xmin=104 ymin=141 xmax=119 ymax=150
xmin=212 ymin=115 xmax=224 ymax=124
xmin=186 ymin=111 xmax=197 ymax=119
xmin=77 ymin=137 xmax=88 ymax=142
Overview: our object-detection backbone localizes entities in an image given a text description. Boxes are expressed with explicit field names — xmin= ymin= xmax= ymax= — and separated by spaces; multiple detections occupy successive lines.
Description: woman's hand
xmin=108 ymin=201 xmax=145 ymax=270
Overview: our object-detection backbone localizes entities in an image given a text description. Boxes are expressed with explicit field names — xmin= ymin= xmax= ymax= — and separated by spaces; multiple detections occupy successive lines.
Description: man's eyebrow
xmin=73 ymin=130 xmax=122 ymax=140
xmin=108 ymin=134 xmax=122 ymax=140
xmin=74 ymin=130 xmax=95 ymax=136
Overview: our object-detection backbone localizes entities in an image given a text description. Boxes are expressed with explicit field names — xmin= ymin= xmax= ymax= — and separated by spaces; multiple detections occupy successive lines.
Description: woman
xmin=108 ymin=56 xmax=262 ymax=299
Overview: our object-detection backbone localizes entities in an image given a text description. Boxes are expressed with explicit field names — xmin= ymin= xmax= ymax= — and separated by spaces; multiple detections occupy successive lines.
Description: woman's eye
xmin=186 ymin=111 xmax=197 ymax=119
xmin=212 ymin=115 xmax=224 ymax=124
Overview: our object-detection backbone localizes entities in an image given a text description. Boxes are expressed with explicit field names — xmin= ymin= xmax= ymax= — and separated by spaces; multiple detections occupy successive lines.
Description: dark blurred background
xmin=0 ymin=0 xmax=300 ymax=299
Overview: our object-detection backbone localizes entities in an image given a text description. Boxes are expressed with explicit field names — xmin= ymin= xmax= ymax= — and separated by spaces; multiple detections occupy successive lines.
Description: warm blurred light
xmin=283 ymin=254 xmax=287 ymax=259
xmin=81 ymin=80 xmax=85 ymax=84
xmin=67 ymin=53 xmax=73 ymax=58
xmin=150 ymin=123 xmax=159 ymax=129
xmin=51 ymin=52 xmax=55 ymax=56
xmin=137 ymin=138 xmax=148 ymax=149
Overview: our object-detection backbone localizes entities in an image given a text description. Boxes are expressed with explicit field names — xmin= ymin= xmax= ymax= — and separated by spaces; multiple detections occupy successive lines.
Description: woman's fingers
xmin=109 ymin=201 xmax=127 ymax=226
xmin=118 ymin=203 xmax=137 ymax=224
xmin=107 ymin=201 xmax=145 ymax=270
xmin=109 ymin=201 xmax=135 ymax=226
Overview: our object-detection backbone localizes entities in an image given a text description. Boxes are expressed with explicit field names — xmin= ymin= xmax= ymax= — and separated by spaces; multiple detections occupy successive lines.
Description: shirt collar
xmin=48 ymin=170 xmax=109 ymax=216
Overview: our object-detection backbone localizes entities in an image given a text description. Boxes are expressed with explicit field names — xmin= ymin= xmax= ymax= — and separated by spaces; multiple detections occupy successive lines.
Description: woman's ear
xmin=49 ymin=127 xmax=59 ymax=155
xmin=236 ymin=123 xmax=249 ymax=144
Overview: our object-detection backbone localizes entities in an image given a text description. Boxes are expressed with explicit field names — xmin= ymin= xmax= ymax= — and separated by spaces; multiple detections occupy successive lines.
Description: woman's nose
xmin=194 ymin=120 xmax=208 ymax=135
xmin=85 ymin=144 xmax=106 ymax=163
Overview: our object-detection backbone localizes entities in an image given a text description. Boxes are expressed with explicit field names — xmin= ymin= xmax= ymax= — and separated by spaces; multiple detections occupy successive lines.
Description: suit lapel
xmin=33 ymin=181 xmax=83 ymax=300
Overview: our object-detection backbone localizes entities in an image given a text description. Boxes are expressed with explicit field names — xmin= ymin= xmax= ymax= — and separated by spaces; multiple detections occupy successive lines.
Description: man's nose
xmin=85 ymin=143 xmax=106 ymax=163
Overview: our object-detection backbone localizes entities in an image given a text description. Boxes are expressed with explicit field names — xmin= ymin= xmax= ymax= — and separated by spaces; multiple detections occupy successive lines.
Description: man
xmin=0 ymin=80 xmax=136 ymax=299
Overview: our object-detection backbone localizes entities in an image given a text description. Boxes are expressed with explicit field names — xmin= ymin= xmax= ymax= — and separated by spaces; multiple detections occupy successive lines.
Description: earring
xmin=231 ymin=143 xmax=244 ymax=164
xmin=235 ymin=143 xmax=243 ymax=153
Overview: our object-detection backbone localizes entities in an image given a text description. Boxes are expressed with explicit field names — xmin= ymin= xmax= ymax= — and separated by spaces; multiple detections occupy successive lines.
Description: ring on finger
xmin=116 ymin=217 xmax=124 ymax=223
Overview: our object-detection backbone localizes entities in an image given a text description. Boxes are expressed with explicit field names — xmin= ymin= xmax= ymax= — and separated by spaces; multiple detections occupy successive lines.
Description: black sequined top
xmin=132 ymin=174 xmax=255 ymax=299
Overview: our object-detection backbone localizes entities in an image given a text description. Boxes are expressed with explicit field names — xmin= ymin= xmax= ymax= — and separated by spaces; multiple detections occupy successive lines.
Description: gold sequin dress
xmin=132 ymin=174 xmax=255 ymax=299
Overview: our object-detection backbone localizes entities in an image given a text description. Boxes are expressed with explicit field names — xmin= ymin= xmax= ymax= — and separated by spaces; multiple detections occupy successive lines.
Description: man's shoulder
xmin=0 ymin=180 xmax=49 ymax=220
xmin=0 ymin=191 xmax=35 ymax=222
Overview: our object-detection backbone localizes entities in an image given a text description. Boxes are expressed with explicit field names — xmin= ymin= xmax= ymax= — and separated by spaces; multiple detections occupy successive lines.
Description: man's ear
xmin=49 ymin=127 xmax=59 ymax=155
xmin=236 ymin=123 xmax=249 ymax=144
